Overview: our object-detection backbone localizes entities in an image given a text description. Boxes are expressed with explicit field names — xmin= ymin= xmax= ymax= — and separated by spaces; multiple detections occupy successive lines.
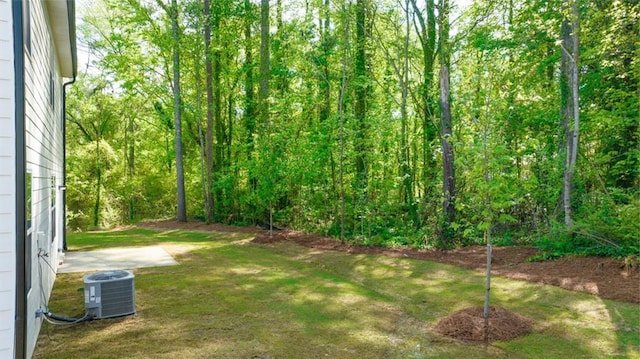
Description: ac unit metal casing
xmin=84 ymin=270 xmax=136 ymax=319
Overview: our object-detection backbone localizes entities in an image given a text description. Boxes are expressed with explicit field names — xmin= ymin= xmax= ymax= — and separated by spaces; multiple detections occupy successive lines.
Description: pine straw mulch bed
xmin=435 ymin=306 xmax=534 ymax=342
xmin=139 ymin=219 xmax=639 ymax=304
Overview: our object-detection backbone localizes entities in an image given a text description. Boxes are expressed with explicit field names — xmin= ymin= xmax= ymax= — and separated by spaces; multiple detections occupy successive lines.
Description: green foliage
xmin=65 ymin=0 xmax=639 ymax=257
xmin=575 ymin=189 xmax=639 ymax=245
xmin=527 ymin=252 xmax=564 ymax=262
xmin=532 ymin=213 xmax=640 ymax=260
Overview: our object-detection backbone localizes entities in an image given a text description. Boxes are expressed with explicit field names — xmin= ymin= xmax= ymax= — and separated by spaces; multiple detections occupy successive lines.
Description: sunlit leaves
xmin=66 ymin=0 xmax=638 ymax=253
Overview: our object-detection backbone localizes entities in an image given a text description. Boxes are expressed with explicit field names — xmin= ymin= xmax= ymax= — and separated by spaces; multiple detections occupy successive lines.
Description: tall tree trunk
xmin=338 ymin=1 xmax=351 ymax=242
xmin=260 ymin=0 xmax=272 ymax=232
xmin=194 ymin=8 xmax=208 ymax=221
xmin=170 ymin=0 xmax=187 ymax=222
xmin=226 ymin=91 xmax=235 ymax=165
xmin=401 ymin=0 xmax=418 ymax=225
xmin=410 ymin=0 xmax=436 ymax=218
xmin=213 ymin=5 xmax=224 ymax=220
xmin=94 ymin=139 xmax=102 ymax=227
xmin=127 ymin=116 xmax=135 ymax=221
xmin=438 ymin=0 xmax=454 ymax=244
xmin=204 ymin=0 xmax=215 ymax=223
xmin=319 ymin=0 xmax=335 ymax=210
xmin=480 ymin=72 xmax=494 ymax=344
xmin=354 ymin=0 xmax=368 ymax=203
xmin=560 ymin=0 xmax=580 ymax=230
xmin=244 ymin=0 xmax=257 ymax=199
xmin=122 ymin=112 xmax=135 ymax=221
xmin=260 ymin=0 xmax=270 ymax=128
xmin=319 ymin=0 xmax=331 ymax=123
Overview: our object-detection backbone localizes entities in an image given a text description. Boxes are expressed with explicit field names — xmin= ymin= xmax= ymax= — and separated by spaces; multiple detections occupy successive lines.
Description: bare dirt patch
xmin=139 ymin=220 xmax=640 ymax=304
xmin=435 ymin=306 xmax=534 ymax=342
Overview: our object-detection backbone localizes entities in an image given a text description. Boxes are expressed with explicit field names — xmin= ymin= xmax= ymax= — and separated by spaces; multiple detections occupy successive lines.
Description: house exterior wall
xmin=24 ymin=0 xmax=66 ymax=357
xmin=0 ymin=0 xmax=16 ymax=356
xmin=0 ymin=0 xmax=71 ymax=356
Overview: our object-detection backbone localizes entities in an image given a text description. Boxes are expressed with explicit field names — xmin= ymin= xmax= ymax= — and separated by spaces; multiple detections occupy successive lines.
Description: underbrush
xmin=530 ymin=222 xmax=640 ymax=262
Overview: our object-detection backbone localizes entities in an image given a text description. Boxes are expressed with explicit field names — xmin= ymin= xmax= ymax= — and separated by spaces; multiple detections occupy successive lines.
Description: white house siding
xmin=0 ymin=0 xmax=16 ymax=356
xmin=23 ymin=0 xmax=66 ymax=357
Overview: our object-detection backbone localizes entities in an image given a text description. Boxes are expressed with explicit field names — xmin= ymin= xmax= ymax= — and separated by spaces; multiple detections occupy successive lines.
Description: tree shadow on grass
xmin=36 ymin=233 xmax=639 ymax=359
xmin=268 ymin=241 xmax=637 ymax=358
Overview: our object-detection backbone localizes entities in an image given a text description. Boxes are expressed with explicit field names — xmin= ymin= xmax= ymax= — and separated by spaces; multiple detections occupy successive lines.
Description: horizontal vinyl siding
xmin=0 ymin=0 xmax=15 ymax=356
xmin=24 ymin=0 xmax=67 ymax=357
xmin=0 ymin=173 xmax=11 ymax=190
xmin=0 ymin=97 xmax=11 ymax=118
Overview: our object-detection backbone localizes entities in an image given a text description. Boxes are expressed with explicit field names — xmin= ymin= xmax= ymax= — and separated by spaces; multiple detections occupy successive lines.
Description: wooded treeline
xmin=66 ymin=0 xmax=638 ymax=254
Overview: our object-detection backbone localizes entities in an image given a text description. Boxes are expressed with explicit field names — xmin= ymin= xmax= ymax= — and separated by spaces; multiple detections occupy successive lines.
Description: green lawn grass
xmin=35 ymin=228 xmax=640 ymax=358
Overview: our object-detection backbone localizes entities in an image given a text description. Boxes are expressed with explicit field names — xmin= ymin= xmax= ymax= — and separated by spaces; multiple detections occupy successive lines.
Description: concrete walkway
xmin=57 ymin=246 xmax=179 ymax=273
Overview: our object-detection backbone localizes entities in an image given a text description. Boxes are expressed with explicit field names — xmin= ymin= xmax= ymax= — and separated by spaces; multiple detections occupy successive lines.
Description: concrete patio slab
xmin=57 ymin=246 xmax=179 ymax=273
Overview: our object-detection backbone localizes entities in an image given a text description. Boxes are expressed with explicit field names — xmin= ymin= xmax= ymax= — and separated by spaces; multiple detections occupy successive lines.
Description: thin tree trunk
xmin=94 ymin=139 xmax=101 ymax=227
xmin=244 ymin=0 xmax=257 ymax=201
xmin=411 ymin=0 xmax=436 ymax=220
xmin=260 ymin=0 xmax=270 ymax=128
xmin=401 ymin=0 xmax=418 ymax=225
xmin=338 ymin=1 xmax=351 ymax=242
xmin=128 ymin=118 xmax=135 ymax=220
xmin=354 ymin=0 xmax=368 ymax=204
xmin=194 ymin=10 xmax=208 ymax=221
xmin=483 ymin=229 xmax=492 ymax=344
xmin=213 ymin=5 xmax=224 ymax=220
xmin=170 ymin=0 xmax=186 ymax=222
xmin=438 ymin=0 xmax=454 ymax=244
xmin=226 ymin=92 xmax=235 ymax=165
xmin=481 ymin=75 xmax=494 ymax=345
xmin=319 ymin=0 xmax=331 ymax=123
xmin=260 ymin=0 xmax=272 ymax=233
xmin=204 ymin=0 xmax=215 ymax=223
xmin=124 ymin=115 xmax=136 ymax=221
xmin=560 ymin=0 xmax=580 ymax=230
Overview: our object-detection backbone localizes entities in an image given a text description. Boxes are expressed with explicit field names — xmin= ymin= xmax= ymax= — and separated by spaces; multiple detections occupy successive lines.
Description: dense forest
xmin=66 ymin=0 xmax=638 ymax=255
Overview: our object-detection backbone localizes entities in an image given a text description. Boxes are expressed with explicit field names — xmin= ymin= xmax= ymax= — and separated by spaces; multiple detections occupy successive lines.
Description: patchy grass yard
xmin=35 ymin=228 xmax=639 ymax=358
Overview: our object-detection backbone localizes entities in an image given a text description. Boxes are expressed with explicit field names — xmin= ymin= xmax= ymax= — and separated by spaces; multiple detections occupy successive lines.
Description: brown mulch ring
xmin=140 ymin=220 xmax=640 ymax=304
xmin=435 ymin=306 xmax=534 ymax=342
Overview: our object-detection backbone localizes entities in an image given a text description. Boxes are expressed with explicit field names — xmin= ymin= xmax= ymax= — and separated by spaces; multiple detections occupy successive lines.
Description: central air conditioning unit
xmin=83 ymin=270 xmax=136 ymax=319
